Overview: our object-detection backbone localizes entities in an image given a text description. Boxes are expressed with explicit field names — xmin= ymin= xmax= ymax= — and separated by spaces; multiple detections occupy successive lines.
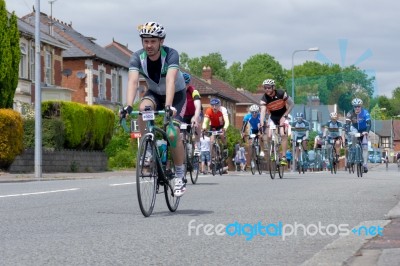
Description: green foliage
xmin=0 ymin=4 xmax=20 ymax=108
xmin=184 ymin=52 xmax=228 ymax=80
xmin=23 ymin=118 xmax=65 ymax=150
xmin=0 ymin=109 xmax=24 ymax=169
xmin=225 ymin=125 xmax=242 ymax=159
xmin=240 ymin=54 xmax=285 ymax=92
xmin=307 ymin=131 xmax=317 ymax=150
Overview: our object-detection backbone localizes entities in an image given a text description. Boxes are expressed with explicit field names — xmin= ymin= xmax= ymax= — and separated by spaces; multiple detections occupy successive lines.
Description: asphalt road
xmin=1 ymin=164 xmax=399 ymax=265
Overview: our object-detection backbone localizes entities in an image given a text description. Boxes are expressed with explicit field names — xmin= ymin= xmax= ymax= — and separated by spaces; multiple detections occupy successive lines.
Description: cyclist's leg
xmin=139 ymin=91 xmax=158 ymax=136
xmin=279 ymin=122 xmax=288 ymax=161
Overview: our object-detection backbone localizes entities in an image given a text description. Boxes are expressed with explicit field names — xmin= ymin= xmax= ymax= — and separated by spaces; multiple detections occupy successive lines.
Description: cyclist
xmin=343 ymin=117 xmax=352 ymax=169
xmin=346 ymin=98 xmax=371 ymax=173
xmin=120 ymin=21 xmax=187 ymax=197
xmin=291 ymin=112 xmax=310 ymax=164
xmin=313 ymin=131 xmax=324 ymax=149
xmin=323 ymin=112 xmax=344 ymax=164
xmin=259 ymin=79 xmax=294 ymax=165
xmin=182 ymin=72 xmax=202 ymax=152
xmin=202 ymin=98 xmax=229 ymax=150
xmin=240 ymin=104 xmax=265 ymax=157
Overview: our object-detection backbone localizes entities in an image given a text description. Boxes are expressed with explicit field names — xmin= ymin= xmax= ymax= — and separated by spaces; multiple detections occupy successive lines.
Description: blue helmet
xmin=210 ymin=98 xmax=221 ymax=105
xmin=182 ymin=72 xmax=191 ymax=84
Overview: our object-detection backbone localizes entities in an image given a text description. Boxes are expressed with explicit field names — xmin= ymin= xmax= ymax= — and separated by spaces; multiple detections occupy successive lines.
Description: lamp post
xmin=291 ymin=47 xmax=319 ymax=171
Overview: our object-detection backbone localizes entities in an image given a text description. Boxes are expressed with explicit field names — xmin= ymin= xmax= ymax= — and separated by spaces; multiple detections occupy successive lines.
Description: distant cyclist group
xmin=119 ymin=21 xmax=375 ymax=217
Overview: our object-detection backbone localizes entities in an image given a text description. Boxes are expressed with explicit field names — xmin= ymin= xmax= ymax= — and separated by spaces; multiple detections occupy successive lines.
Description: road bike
xmin=247 ymin=133 xmax=263 ymax=175
xmin=347 ymin=133 xmax=364 ymax=177
xmin=326 ymin=137 xmax=340 ymax=174
xmin=268 ymin=125 xmax=284 ymax=179
xmin=295 ymin=138 xmax=308 ymax=174
xmin=181 ymin=123 xmax=200 ymax=184
xmin=121 ymin=108 xmax=181 ymax=217
xmin=207 ymin=130 xmax=224 ymax=176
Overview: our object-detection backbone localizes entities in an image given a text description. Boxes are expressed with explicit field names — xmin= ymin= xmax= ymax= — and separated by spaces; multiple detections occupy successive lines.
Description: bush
xmin=23 ymin=118 xmax=65 ymax=150
xmin=0 ymin=109 xmax=24 ymax=169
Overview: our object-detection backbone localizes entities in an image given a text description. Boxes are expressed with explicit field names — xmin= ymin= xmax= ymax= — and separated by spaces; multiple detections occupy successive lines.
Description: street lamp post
xmin=291 ymin=47 xmax=319 ymax=171
xmin=373 ymin=107 xmax=386 ymax=161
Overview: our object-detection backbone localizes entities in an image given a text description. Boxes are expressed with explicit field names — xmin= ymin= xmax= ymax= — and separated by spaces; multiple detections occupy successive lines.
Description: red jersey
xmin=184 ymin=85 xmax=200 ymax=117
xmin=204 ymin=106 xmax=228 ymax=128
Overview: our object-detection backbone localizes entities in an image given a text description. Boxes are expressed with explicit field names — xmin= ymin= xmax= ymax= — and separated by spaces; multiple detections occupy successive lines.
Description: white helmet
xmin=351 ymin=98 xmax=363 ymax=106
xmin=262 ymin=79 xmax=275 ymax=86
xmin=249 ymin=104 xmax=260 ymax=112
xmin=330 ymin=112 xmax=337 ymax=118
xmin=138 ymin=22 xmax=166 ymax=39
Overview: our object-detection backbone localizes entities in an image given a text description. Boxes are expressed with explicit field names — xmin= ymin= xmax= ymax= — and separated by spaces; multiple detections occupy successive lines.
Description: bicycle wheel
xmin=332 ymin=148 xmax=337 ymax=174
xmin=136 ymin=135 xmax=157 ymax=217
xmin=256 ymin=145 xmax=262 ymax=175
xmin=211 ymin=144 xmax=218 ymax=176
xmin=278 ymin=159 xmax=284 ymax=179
xmin=164 ymin=148 xmax=180 ymax=212
xmin=190 ymin=155 xmax=200 ymax=184
xmin=250 ymin=146 xmax=257 ymax=175
xmin=269 ymin=141 xmax=277 ymax=179
xmin=356 ymin=163 xmax=363 ymax=177
xmin=218 ymin=156 xmax=223 ymax=176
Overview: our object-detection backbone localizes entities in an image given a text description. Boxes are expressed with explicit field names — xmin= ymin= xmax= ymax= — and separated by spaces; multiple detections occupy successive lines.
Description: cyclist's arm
xmin=165 ymin=68 xmax=179 ymax=107
xmin=126 ymin=71 xmax=140 ymax=106
xmin=259 ymin=103 xmax=267 ymax=127
xmin=221 ymin=107 xmax=229 ymax=130
xmin=193 ymin=99 xmax=202 ymax=123
xmin=202 ymin=116 xmax=210 ymax=130
xmin=365 ymin=119 xmax=371 ymax=133
xmin=284 ymin=96 xmax=294 ymax=116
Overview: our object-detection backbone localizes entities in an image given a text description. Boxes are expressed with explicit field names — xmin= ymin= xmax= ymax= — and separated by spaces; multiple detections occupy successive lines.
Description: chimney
xmin=202 ymin=66 xmax=212 ymax=84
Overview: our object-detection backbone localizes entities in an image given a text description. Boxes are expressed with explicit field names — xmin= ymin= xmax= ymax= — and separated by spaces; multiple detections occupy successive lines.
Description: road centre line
xmin=109 ymin=182 xmax=136 ymax=186
xmin=0 ymin=188 xmax=80 ymax=198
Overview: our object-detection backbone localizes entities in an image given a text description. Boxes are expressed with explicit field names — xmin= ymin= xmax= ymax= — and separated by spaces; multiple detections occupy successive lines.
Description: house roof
xmin=21 ymin=12 xmax=128 ymax=68
xmin=17 ymin=15 xmax=69 ymax=49
xmin=104 ymin=39 xmax=133 ymax=66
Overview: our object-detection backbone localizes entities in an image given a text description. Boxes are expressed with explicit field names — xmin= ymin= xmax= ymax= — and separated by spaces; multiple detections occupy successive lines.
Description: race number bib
xmin=142 ymin=111 xmax=155 ymax=121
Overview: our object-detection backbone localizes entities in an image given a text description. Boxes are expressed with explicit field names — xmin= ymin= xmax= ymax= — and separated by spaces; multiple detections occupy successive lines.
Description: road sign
xmin=131 ymin=132 xmax=141 ymax=139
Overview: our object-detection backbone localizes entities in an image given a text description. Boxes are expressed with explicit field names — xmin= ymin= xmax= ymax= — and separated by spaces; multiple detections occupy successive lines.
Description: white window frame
xmin=29 ymin=45 xmax=35 ymax=81
xmin=44 ymin=51 xmax=52 ymax=85
xmin=19 ymin=44 xmax=27 ymax=79
xmin=99 ymin=69 xmax=105 ymax=100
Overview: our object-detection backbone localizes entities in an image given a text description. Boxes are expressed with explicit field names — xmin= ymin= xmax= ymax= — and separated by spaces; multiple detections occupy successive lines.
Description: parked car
xmin=368 ymin=154 xmax=382 ymax=163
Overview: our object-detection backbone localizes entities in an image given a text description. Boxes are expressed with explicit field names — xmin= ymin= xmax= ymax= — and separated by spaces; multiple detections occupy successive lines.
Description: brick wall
xmin=9 ymin=149 xmax=108 ymax=173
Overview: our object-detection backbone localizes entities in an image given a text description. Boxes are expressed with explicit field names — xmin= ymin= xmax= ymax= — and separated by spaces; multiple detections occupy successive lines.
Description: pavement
xmin=1 ymin=165 xmax=400 ymax=266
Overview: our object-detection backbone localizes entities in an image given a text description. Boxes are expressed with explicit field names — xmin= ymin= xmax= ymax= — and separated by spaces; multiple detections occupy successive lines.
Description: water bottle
xmin=157 ymin=140 xmax=167 ymax=164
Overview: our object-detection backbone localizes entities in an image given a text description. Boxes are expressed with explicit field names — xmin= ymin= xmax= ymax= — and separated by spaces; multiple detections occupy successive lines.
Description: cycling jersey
xmin=291 ymin=120 xmax=310 ymax=139
xmin=260 ymin=89 xmax=288 ymax=124
xmin=242 ymin=113 xmax=261 ymax=134
xmin=184 ymin=85 xmax=201 ymax=117
xmin=324 ymin=120 xmax=343 ymax=138
xmin=129 ymin=46 xmax=185 ymax=95
xmin=203 ymin=106 xmax=228 ymax=129
xmin=346 ymin=108 xmax=371 ymax=133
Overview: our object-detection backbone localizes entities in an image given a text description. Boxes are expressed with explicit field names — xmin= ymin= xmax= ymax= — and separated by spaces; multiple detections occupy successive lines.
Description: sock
xmin=175 ymin=165 xmax=185 ymax=179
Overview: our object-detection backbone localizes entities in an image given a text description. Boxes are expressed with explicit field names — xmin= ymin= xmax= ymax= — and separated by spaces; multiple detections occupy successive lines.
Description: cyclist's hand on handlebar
xmin=119 ymin=105 xmax=132 ymax=119
xmin=165 ymin=105 xmax=177 ymax=117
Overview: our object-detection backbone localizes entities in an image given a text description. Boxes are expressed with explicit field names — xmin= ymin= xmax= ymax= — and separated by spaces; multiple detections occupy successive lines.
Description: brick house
xmin=14 ymin=15 xmax=70 ymax=112
xmin=21 ymin=12 xmax=129 ymax=110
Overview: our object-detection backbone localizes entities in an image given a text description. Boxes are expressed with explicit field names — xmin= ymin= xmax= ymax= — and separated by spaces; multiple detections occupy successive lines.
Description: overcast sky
xmin=6 ymin=0 xmax=400 ymax=97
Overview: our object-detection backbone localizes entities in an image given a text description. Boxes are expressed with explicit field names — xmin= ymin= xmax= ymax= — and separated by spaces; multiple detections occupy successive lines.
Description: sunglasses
xmin=251 ymin=111 xmax=258 ymax=114
xmin=354 ymin=106 xmax=361 ymax=108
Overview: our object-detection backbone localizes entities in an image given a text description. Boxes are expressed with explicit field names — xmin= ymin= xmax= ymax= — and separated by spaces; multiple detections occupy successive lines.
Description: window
xmin=99 ymin=70 xmax=105 ymax=100
xmin=19 ymin=44 xmax=27 ymax=78
xmin=380 ymin=137 xmax=390 ymax=148
xmin=30 ymin=45 xmax=35 ymax=81
xmin=111 ymin=73 xmax=117 ymax=102
xmin=44 ymin=51 xmax=52 ymax=85
xmin=118 ymin=75 xmax=122 ymax=103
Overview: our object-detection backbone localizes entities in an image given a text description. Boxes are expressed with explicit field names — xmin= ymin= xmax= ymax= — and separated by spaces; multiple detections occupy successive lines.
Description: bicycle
xmin=121 ymin=108 xmax=181 ymax=217
xmin=247 ymin=133 xmax=263 ymax=175
xmin=181 ymin=123 xmax=200 ymax=184
xmin=326 ymin=137 xmax=340 ymax=174
xmin=268 ymin=125 xmax=284 ymax=179
xmin=345 ymin=140 xmax=355 ymax=174
xmin=347 ymin=133 xmax=364 ymax=177
xmin=207 ymin=130 xmax=224 ymax=176
xmin=294 ymin=138 xmax=308 ymax=174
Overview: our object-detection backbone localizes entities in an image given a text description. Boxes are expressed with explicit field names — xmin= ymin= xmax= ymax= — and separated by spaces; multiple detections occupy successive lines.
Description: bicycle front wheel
xmin=269 ymin=141 xmax=277 ymax=179
xmin=136 ymin=135 xmax=157 ymax=217
xmin=190 ymin=155 xmax=200 ymax=184
xmin=250 ymin=146 xmax=257 ymax=175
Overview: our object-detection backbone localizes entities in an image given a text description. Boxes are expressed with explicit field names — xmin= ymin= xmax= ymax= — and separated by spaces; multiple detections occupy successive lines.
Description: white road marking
xmin=109 ymin=182 xmax=136 ymax=186
xmin=0 ymin=188 xmax=80 ymax=198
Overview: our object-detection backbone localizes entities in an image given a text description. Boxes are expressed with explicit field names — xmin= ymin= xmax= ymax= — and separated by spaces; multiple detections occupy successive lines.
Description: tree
xmin=185 ymin=52 xmax=228 ymax=80
xmin=0 ymin=2 xmax=20 ymax=108
xmin=240 ymin=53 xmax=285 ymax=92
xmin=226 ymin=62 xmax=242 ymax=88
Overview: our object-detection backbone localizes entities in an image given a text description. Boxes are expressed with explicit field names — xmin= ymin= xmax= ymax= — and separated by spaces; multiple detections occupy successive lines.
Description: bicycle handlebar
xmin=120 ymin=110 xmax=167 ymax=133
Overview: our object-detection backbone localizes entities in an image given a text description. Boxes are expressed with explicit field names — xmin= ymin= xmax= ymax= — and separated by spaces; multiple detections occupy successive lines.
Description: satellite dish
xmin=76 ymin=71 xmax=86 ymax=79
xmin=62 ymin=69 xmax=72 ymax=77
